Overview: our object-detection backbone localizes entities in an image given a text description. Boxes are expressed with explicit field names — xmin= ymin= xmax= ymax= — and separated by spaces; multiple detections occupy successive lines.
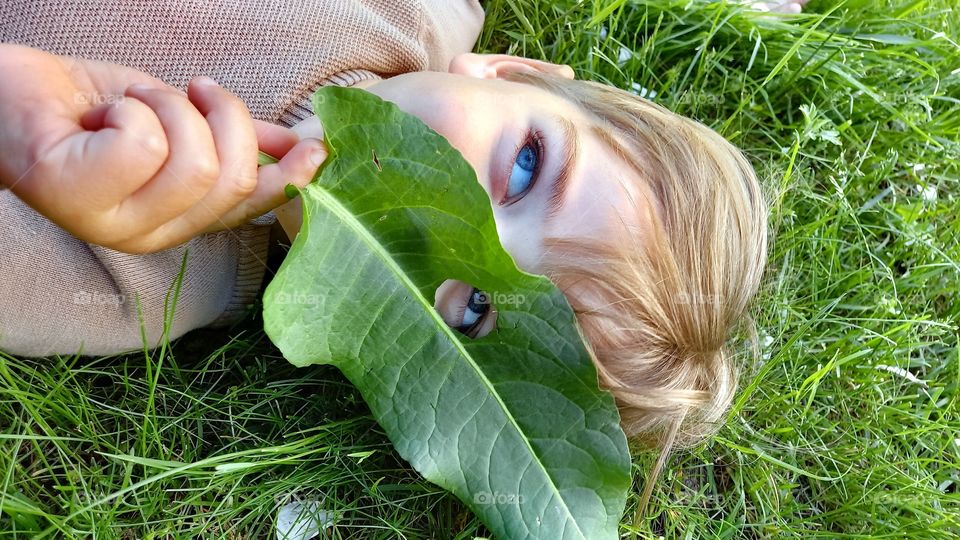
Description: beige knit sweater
xmin=0 ymin=0 xmax=484 ymax=357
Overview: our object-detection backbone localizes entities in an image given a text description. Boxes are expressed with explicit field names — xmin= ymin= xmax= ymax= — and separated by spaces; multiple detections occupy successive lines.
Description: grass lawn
xmin=2 ymin=0 xmax=959 ymax=537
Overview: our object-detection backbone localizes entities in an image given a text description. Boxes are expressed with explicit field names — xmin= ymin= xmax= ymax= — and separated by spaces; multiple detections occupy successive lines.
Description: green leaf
xmin=257 ymin=151 xmax=278 ymax=166
xmin=263 ymin=87 xmax=630 ymax=539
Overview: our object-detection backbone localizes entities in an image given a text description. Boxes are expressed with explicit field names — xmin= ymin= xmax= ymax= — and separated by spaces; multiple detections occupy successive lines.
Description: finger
xmin=17 ymin=95 xmax=168 ymax=222
xmin=203 ymin=137 xmax=326 ymax=232
xmin=117 ymin=83 xmax=221 ymax=225
xmin=68 ymin=56 xmax=171 ymax=97
xmin=79 ymin=102 xmax=113 ymax=131
xmin=154 ymin=76 xmax=260 ymax=234
xmin=79 ymin=95 xmax=171 ymax=206
xmin=254 ymin=119 xmax=301 ymax=159
xmin=125 ymin=137 xmax=324 ymax=251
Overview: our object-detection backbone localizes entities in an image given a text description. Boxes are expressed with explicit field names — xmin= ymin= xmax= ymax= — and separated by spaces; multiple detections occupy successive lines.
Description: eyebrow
xmin=545 ymin=115 xmax=580 ymax=224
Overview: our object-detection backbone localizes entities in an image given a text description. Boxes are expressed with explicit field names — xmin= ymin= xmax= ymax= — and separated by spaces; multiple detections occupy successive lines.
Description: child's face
xmin=363 ymin=54 xmax=655 ymax=274
xmin=282 ymin=54 xmax=657 ymax=336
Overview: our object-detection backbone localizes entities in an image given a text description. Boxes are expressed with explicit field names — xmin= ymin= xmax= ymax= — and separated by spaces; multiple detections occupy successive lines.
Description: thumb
xmin=202 ymin=137 xmax=327 ymax=232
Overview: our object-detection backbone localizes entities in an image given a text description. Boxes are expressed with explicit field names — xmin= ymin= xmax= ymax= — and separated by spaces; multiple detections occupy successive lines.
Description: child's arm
xmin=0 ymin=0 xmax=484 ymax=358
xmin=0 ymin=44 xmax=326 ymax=254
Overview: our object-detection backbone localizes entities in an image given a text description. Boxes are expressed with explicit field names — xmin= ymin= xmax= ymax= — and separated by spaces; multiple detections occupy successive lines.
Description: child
xmin=0 ymin=0 xmax=780 ymax=454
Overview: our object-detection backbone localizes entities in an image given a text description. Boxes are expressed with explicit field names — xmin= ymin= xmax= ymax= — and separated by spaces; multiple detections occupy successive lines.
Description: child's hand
xmin=0 ymin=44 xmax=325 ymax=253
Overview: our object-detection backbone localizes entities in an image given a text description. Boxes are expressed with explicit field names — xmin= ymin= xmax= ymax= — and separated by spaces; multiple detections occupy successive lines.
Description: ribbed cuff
xmin=209 ymin=221 xmax=274 ymax=326
xmin=227 ymin=70 xmax=381 ymax=326
xmin=277 ymin=69 xmax=383 ymax=127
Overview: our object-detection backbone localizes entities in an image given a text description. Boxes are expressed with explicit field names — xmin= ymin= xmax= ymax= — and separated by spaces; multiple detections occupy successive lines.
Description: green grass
xmin=2 ymin=0 xmax=959 ymax=537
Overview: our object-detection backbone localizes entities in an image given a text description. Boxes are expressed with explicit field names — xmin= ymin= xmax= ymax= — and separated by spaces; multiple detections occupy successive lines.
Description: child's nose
xmin=433 ymin=279 xmax=498 ymax=338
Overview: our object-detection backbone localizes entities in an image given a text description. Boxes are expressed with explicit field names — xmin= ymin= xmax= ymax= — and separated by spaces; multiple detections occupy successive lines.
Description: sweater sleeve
xmin=0 ymin=191 xmax=273 ymax=357
xmin=275 ymin=1 xmax=485 ymax=127
xmin=0 ymin=0 xmax=485 ymax=126
xmin=0 ymin=0 xmax=486 ymax=357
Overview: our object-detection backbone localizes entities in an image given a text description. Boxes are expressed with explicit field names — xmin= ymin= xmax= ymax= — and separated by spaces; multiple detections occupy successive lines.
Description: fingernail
xmin=195 ymin=76 xmax=218 ymax=87
xmin=309 ymin=142 xmax=326 ymax=167
xmin=127 ymin=83 xmax=150 ymax=93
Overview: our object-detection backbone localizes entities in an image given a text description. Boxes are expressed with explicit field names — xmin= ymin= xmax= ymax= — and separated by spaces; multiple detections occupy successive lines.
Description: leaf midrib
xmin=308 ymin=181 xmax=588 ymax=539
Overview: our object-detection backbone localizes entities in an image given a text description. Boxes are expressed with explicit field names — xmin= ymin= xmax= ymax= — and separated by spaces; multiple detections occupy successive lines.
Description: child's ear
xmin=448 ymin=53 xmax=575 ymax=80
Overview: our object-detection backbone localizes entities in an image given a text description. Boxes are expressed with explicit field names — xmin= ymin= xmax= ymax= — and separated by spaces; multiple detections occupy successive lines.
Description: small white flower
xmin=760 ymin=334 xmax=774 ymax=360
xmin=915 ymin=183 xmax=937 ymax=202
xmin=875 ymin=364 xmax=928 ymax=388
xmin=618 ymin=46 xmax=632 ymax=65
xmin=629 ymin=82 xmax=657 ymax=99
xmin=276 ymin=501 xmax=334 ymax=540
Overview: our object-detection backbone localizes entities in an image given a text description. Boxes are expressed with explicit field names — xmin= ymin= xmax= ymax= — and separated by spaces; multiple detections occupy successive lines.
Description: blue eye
xmin=504 ymin=139 xmax=541 ymax=203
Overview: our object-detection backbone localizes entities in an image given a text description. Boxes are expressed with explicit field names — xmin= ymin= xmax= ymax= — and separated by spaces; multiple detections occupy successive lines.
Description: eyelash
xmin=501 ymin=129 xmax=546 ymax=207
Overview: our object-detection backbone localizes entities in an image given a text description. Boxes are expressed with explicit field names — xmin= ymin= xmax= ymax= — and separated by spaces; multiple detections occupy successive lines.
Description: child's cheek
xmin=490 ymin=207 xmax=545 ymax=274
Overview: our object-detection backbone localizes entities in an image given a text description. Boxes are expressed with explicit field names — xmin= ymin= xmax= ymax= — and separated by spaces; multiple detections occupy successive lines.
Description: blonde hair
xmin=507 ymin=72 xmax=768 ymax=499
